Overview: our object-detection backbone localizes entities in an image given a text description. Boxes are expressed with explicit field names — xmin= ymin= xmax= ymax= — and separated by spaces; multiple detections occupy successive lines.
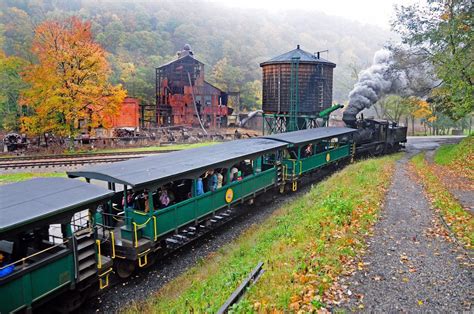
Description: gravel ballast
xmin=339 ymin=155 xmax=473 ymax=311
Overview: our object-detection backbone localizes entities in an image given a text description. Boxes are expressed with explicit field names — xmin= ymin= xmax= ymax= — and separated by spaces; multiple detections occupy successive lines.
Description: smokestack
xmin=297 ymin=44 xmax=300 ymax=49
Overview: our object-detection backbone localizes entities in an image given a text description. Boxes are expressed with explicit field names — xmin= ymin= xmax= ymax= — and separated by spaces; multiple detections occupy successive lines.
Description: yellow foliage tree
xmin=20 ymin=17 xmax=126 ymax=137
xmin=407 ymin=97 xmax=436 ymax=135
xmin=413 ymin=99 xmax=434 ymax=120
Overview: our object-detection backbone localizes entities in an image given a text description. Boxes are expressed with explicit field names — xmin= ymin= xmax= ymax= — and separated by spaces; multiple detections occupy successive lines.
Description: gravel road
xmin=75 ymin=136 xmax=468 ymax=312
xmin=339 ymin=154 xmax=473 ymax=311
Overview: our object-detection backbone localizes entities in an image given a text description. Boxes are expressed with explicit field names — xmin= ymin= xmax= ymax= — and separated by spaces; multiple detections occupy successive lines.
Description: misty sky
xmin=210 ymin=0 xmax=419 ymax=29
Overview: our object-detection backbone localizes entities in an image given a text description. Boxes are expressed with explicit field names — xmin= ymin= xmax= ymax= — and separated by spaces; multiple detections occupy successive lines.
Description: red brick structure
xmin=110 ymin=97 xmax=140 ymax=129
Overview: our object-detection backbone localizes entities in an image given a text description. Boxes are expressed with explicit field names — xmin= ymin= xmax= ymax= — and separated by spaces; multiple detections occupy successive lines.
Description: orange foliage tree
xmin=20 ymin=17 xmax=126 ymax=137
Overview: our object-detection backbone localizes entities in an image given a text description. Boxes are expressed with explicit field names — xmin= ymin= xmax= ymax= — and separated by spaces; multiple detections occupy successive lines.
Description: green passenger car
xmin=0 ymin=178 xmax=113 ymax=313
xmin=67 ymin=129 xmax=355 ymax=278
xmin=263 ymin=127 xmax=355 ymax=191
xmin=68 ymin=138 xmax=287 ymax=278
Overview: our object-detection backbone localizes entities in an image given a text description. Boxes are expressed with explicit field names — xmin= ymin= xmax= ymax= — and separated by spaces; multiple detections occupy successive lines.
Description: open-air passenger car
xmin=67 ymin=138 xmax=287 ymax=278
xmin=263 ymin=127 xmax=355 ymax=191
xmin=0 ymin=178 xmax=113 ymax=313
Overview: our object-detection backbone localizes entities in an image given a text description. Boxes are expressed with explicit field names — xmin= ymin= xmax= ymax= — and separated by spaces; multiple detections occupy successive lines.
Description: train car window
xmin=340 ymin=135 xmax=349 ymax=145
xmin=178 ymin=179 xmax=193 ymax=200
xmin=48 ymin=224 xmax=65 ymax=245
xmin=0 ymin=223 xmax=69 ymax=277
xmin=71 ymin=210 xmax=91 ymax=232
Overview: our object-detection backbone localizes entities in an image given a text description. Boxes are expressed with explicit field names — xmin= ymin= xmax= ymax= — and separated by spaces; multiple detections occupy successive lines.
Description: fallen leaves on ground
xmin=410 ymin=155 xmax=474 ymax=250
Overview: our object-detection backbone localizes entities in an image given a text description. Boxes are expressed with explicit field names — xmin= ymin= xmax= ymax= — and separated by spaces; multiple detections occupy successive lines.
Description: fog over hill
xmin=0 ymin=0 xmax=395 ymax=107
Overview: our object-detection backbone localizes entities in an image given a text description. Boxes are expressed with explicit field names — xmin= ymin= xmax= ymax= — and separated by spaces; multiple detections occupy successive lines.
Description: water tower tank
xmin=260 ymin=45 xmax=336 ymax=115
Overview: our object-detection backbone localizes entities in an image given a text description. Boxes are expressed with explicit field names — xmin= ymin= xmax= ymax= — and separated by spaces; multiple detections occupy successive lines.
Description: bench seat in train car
xmin=263 ymin=127 xmax=356 ymax=182
xmin=67 ymin=138 xmax=287 ymax=261
xmin=0 ymin=178 xmax=113 ymax=313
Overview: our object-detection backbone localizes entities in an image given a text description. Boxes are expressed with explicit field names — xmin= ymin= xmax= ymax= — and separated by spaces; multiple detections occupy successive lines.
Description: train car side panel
xmin=127 ymin=168 xmax=278 ymax=241
xmin=0 ymin=253 xmax=73 ymax=313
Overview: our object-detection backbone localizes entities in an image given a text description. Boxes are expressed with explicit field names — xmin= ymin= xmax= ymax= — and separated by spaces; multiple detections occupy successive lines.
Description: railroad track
xmin=0 ymin=150 xmax=177 ymax=169
xmin=0 ymin=150 xmax=178 ymax=162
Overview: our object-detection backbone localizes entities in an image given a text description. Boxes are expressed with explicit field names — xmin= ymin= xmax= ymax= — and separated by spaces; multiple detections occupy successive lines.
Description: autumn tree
xmin=393 ymin=0 xmax=473 ymax=120
xmin=20 ymin=17 xmax=126 ymax=137
xmin=0 ymin=34 xmax=28 ymax=131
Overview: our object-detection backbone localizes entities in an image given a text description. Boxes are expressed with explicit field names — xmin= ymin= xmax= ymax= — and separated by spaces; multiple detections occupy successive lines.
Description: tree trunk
xmin=470 ymin=115 xmax=472 ymax=135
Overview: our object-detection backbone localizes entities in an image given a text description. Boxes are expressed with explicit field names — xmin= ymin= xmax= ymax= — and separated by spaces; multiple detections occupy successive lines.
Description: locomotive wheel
xmin=115 ymin=259 xmax=136 ymax=279
xmin=374 ymin=144 xmax=384 ymax=156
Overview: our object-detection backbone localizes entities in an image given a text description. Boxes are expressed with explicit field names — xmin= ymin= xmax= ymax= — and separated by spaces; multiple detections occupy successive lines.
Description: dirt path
xmin=339 ymin=155 xmax=473 ymax=311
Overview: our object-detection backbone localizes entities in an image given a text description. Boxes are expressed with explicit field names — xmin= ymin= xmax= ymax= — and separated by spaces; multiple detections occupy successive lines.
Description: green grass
xmin=126 ymin=154 xmax=400 ymax=313
xmin=434 ymin=135 xmax=473 ymax=166
xmin=411 ymin=154 xmax=474 ymax=249
xmin=0 ymin=172 xmax=66 ymax=185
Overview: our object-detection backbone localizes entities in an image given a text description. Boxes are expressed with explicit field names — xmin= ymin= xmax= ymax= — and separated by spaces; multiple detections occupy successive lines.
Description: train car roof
xmin=0 ymin=178 xmax=114 ymax=234
xmin=67 ymin=138 xmax=287 ymax=188
xmin=262 ymin=127 xmax=355 ymax=145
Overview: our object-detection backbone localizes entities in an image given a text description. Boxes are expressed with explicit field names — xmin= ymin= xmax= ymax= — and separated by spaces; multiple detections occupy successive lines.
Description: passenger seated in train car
xmin=0 ymin=252 xmax=14 ymax=278
xmin=236 ymin=171 xmax=243 ymax=181
xmin=159 ymin=189 xmax=170 ymax=208
xmin=167 ymin=185 xmax=176 ymax=205
xmin=133 ymin=190 xmax=149 ymax=212
xmin=303 ymin=143 xmax=313 ymax=158
xmin=239 ymin=160 xmax=253 ymax=176
xmin=201 ymin=171 xmax=210 ymax=193
xmin=0 ymin=241 xmax=14 ymax=278
xmin=196 ymin=177 xmax=204 ymax=196
xmin=216 ymin=169 xmax=224 ymax=188
xmin=230 ymin=166 xmax=239 ymax=182
xmin=208 ymin=170 xmax=218 ymax=191
xmin=122 ymin=190 xmax=135 ymax=208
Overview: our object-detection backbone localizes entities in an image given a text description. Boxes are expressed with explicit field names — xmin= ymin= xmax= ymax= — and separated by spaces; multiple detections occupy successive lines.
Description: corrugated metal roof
xmin=0 ymin=178 xmax=113 ymax=234
xmin=262 ymin=127 xmax=355 ymax=145
xmin=260 ymin=46 xmax=336 ymax=67
xmin=67 ymin=138 xmax=287 ymax=188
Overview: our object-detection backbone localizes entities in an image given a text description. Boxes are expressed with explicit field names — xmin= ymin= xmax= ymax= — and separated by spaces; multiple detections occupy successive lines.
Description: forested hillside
xmin=0 ymin=0 xmax=392 ymax=109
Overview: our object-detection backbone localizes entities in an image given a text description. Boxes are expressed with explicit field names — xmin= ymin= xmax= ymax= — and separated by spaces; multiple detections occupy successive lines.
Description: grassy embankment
xmin=411 ymin=136 xmax=474 ymax=249
xmin=126 ymin=154 xmax=400 ymax=313
xmin=0 ymin=172 xmax=66 ymax=185
xmin=433 ymin=135 xmax=473 ymax=179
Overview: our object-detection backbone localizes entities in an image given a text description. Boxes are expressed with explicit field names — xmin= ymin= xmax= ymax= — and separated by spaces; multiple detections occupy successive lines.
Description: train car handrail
xmin=132 ymin=218 xmax=151 ymax=248
xmin=0 ymin=239 xmax=70 ymax=271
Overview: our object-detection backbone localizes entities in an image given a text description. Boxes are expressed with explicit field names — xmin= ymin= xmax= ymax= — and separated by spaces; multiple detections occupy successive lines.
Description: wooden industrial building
xmin=151 ymin=45 xmax=231 ymax=129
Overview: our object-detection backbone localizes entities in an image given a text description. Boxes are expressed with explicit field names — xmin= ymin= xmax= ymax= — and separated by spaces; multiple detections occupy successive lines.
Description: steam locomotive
xmin=343 ymin=108 xmax=408 ymax=156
